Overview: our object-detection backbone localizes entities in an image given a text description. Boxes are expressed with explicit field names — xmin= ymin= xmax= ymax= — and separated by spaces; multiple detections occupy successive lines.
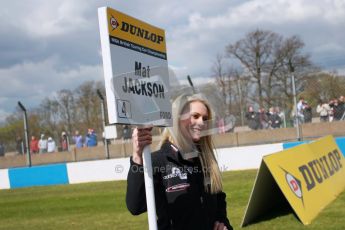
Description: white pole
xmin=291 ymin=74 xmax=301 ymax=141
xmin=142 ymin=145 xmax=158 ymax=230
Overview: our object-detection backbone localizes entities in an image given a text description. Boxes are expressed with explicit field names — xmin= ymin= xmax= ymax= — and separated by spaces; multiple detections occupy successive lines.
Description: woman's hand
xmin=213 ymin=221 xmax=228 ymax=230
xmin=132 ymin=127 xmax=153 ymax=165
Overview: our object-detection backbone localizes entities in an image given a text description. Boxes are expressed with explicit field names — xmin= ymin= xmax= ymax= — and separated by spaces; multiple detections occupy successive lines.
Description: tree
xmin=38 ymin=97 xmax=60 ymax=137
xmin=1 ymin=109 xmax=24 ymax=151
xmin=226 ymin=29 xmax=283 ymax=107
xmin=212 ymin=54 xmax=238 ymax=114
xmin=56 ymin=89 xmax=75 ymax=135
xmin=226 ymin=29 xmax=316 ymax=112
xmin=302 ymin=72 xmax=345 ymax=107
xmin=75 ymin=81 xmax=103 ymax=133
xmin=231 ymin=72 xmax=251 ymax=126
xmin=274 ymin=36 xmax=316 ymax=111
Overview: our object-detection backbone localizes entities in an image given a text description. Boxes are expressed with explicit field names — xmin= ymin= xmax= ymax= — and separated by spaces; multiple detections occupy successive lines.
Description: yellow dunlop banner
xmin=98 ymin=7 xmax=171 ymax=125
xmin=242 ymin=135 xmax=345 ymax=226
xmin=107 ymin=7 xmax=166 ymax=54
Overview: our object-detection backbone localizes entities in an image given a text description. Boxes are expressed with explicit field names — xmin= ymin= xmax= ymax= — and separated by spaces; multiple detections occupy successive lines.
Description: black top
xmin=126 ymin=141 xmax=233 ymax=230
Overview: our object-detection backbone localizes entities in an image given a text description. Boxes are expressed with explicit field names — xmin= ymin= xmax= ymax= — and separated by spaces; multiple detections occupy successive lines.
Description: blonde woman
xmin=126 ymin=94 xmax=232 ymax=230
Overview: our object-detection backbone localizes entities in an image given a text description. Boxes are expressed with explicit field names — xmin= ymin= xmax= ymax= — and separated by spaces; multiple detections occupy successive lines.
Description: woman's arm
xmin=215 ymin=192 xmax=233 ymax=230
xmin=126 ymin=157 xmax=147 ymax=215
xmin=126 ymin=127 xmax=152 ymax=215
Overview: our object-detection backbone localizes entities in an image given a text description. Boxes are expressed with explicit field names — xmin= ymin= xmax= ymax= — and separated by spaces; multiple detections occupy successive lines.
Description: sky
xmin=0 ymin=0 xmax=345 ymax=122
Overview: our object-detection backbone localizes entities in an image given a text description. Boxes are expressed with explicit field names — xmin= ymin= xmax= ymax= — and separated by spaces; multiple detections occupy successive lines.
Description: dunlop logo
xmin=299 ymin=149 xmax=342 ymax=191
xmin=285 ymin=172 xmax=303 ymax=199
xmin=120 ymin=21 xmax=164 ymax=44
xmin=110 ymin=15 xmax=119 ymax=30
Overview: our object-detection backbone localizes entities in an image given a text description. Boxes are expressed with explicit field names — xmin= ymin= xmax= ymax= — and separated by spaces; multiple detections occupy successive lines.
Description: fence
xmin=1 ymin=71 xmax=345 ymax=168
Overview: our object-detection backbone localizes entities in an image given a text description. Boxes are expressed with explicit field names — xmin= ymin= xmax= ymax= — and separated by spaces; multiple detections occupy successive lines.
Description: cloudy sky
xmin=1 ymin=0 xmax=345 ymax=122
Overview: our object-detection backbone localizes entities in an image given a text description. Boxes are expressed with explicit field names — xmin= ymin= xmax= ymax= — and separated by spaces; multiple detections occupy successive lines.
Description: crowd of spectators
xmin=315 ymin=96 xmax=345 ymax=122
xmin=3 ymin=95 xmax=345 ymax=156
xmin=294 ymin=96 xmax=345 ymax=124
xmin=12 ymin=128 xmax=99 ymax=155
xmin=246 ymin=95 xmax=345 ymax=130
xmin=245 ymin=105 xmax=284 ymax=130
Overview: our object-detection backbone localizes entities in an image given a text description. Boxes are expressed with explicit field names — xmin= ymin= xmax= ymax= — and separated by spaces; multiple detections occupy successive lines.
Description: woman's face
xmin=179 ymin=101 xmax=209 ymax=142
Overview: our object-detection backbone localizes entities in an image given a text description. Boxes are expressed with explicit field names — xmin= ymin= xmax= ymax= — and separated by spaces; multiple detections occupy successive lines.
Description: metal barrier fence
xmin=2 ymin=71 xmax=345 ymax=168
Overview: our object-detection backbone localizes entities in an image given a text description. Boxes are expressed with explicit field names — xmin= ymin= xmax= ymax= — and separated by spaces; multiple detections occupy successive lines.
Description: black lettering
xmin=299 ymin=165 xmax=315 ymax=191
xmin=308 ymin=160 xmax=323 ymax=183
xmin=153 ymin=83 xmax=158 ymax=97
xmin=316 ymin=158 xmax=329 ymax=179
xmin=150 ymin=33 xmax=157 ymax=43
xmin=128 ymin=78 xmax=135 ymax=93
xmin=121 ymin=22 xmax=129 ymax=32
xmin=121 ymin=78 xmax=165 ymax=99
xmin=157 ymin=36 xmax=164 ymax=44
xmin=122 ymin=102 xmax=127 ymax=115
xmin=147 ymin=82 xmax=152 ymax=96
xmin=129 ymin=24 xmax=136 ymax=35
xmin=158 ymin=84 xmax=164 ymax=98
xmin=134 ymin=79 xmax=141 ymax=94
xmin=321 ymin=155 xmax=334 ymax=176
xmin=147 ymin=66 xmax=150 ymax=78
xmin=142 ymin=67 xmax=147 ymax=77
xmin=160 ymin=112 xmax=171 ymax=119
xmin=333 ymin=149 xmax=343 ymax=168
xmin=135 ymin=62 xmax=141 ymax=76
xmin=328 ymin=152 xmax=339 ymax=172
xmin=122 ymin=77 xmax=128 ymax=92
xmin=121 ymin=21 xmax=164 ymax=45
xmin=141 ymin=81 xmax=147 ymax=96
xmin=136 ymin=27 xmax=144 ymax=38
xmin=144 ymin=30 xmax=150 ymax=40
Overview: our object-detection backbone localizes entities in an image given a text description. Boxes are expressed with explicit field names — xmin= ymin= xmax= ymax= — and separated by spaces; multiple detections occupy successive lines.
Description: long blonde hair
xmin=159 ymin=93 xmax=223 ymax=194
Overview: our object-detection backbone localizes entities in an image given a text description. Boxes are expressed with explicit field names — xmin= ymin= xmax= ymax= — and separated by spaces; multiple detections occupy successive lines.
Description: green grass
xmin=0 ymin=170 xmax=344 ymax=229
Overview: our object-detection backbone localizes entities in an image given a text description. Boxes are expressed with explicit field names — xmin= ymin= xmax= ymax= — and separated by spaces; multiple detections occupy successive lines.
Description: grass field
xmin=0 ymin=170 xmax=344 ymax=230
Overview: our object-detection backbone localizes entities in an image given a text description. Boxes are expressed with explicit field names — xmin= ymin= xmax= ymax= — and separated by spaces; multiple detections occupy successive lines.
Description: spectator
xmin=275 ymin=106 xmax=285 ymax=127
xmin=0 ymin=142 xmax=5 ymax=156
xmin=328 ymin=99 xmax=335 ymax=122
xmin=60 ymin=131 xmax=68 ymax=151
xmin=223 ymin=111 xmax=235 ymax=133
xmin=245 ymin=106 xmax=260 ymax=130
xmin=30 ymin=136 xmax=39 ymax=154
xmin=73 ymin=131 xmax=83 ymax=148
xmin=316 ymin=100 xmax=331 ymax=122
xmin=216 ymin=116 xmax=226 ymax=134
xmin=267 ymin=107 xmax=282 ymax=129
xmin=296 ymin=97 xmax=305 ymax=124
xmin=38 ymin=134 xmax=48 ymax=154
xmin=123 ymin=125 xmax=132 ymax=141
xmin=303 ymin=101 xmax=313 ymax=123
xmin=47 ymin=137 xmax=56 ymax=153
xmin=258 ymin=107 xmax=269 ymax=129
xmin=338 ymin=95 xmax=345 ymax=120
xmin=16 ymin=136 xmax=23 ymax=154
xmin=85 ymin=129 xmax=97 ymax=147
xmin=333 ymin=99 xmax=343 ymax=121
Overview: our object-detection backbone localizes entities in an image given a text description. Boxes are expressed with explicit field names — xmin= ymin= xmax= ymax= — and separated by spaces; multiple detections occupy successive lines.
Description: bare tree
xmin=231 ymin=72 xmax=251 ymax=126
xmin=226 ymin=29 xmax=316 ymax=112
xmin=56 ymin=89 xmax=75 ymax=135
xmin=212 ymin=54 xmax=227 ymax=101
xmin=303 ymin=72 xmax=345 ymax=106
xmin=38 ymin=97 xmax=60 ymax=137
xmin=211 ymin=53 xmax=236 ymax=114
xmin=226 ymin=29 xmax=283 ymax=107
xmin=275 ymin=36 xmax=317 ymax=112
xmin=75 ymin=81 xmax=103 ymax=133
